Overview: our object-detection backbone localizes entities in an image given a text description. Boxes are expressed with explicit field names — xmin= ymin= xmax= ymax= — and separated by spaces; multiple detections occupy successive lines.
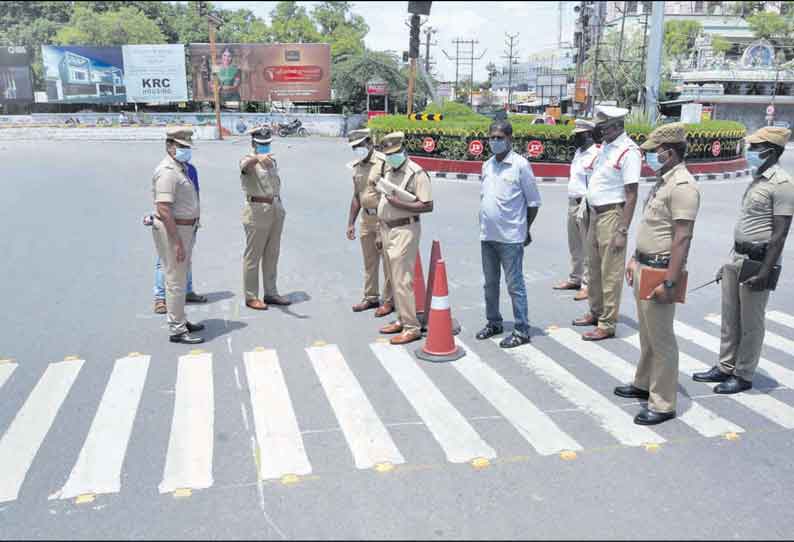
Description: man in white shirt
xmin=573 ymin=106 xmax=641 ymax=341
xmin=554 ymin=119 xmax=598 ymax=302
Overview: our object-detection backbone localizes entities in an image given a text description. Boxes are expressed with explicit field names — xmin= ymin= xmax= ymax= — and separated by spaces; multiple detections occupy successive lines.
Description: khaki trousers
xmin=384 ymin=221 xmax=421 ymax=332
xmin=360 ymin=215 xmax=393 ymax=303
xmin=632 ymin=264 xmax=679 ymax=413
xmin=718 ymin=257 xmax=771 ymax=381
xmin=567 ymin=198 xmax=589 ymax=285
xmin=587 ymin=207 xmax=627 ymax=333
xmin=152 ymin=220 xmax=195 ymax=336
xmin=243 ymin=204 xmax=285 ymax=300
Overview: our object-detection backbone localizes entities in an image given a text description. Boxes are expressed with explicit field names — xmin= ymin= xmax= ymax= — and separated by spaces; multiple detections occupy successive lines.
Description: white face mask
xmin=353 ymin=146 xmax=370 ymax=159
xmin=174 ymin=148 xmax=192 ymax=163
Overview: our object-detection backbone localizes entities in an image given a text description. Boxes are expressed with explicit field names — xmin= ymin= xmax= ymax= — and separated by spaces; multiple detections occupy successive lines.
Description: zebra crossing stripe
xmin=624 ymin=334 xmax=794 ymax=429
xmin=370 ymin=342 xmax=496 ymax=464
xmin=458 ymin=339 xmax=583 ymax=455
xmin=0 ymin=362 xmax=16 ymax=391
xmin=159 ymin=352 xmax=214 ymax=494
xmin=57 ymin=355 xmax=151 ymax=500
xmin=244 ymin=349 xmax=312 ymax=480
xmin=767 ymin=310 xmax=794 ymax=330
xmin=550 ymin=328 xmax=743 ymax=438
xmin=674 ymin=321 xmax=794 ymax=389
xmin=705 ymin=314 xmax=794 ymax=356
xmin=496 ymin=339 xmax=664 ymax=447
xmin=306 ymin=344 xmax=405 ymax=470
xmin=0 ymin=359 xmax=84 ymax=503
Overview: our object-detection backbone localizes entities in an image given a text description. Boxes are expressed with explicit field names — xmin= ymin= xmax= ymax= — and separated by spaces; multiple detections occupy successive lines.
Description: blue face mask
xmin=386 ymin=151 xmax=406 ymax=169
xmin=174 ymin=147 xmax=192 ymax=163
xmin=746 ymin=149 xmax=769 ymax=171
xmin=489 ymin=138 xmax=509 ymax=155
xmin=256 ymin=144 xmax=271 ymax=154
xmin=645 ymin=149 xmax=671 ymax=173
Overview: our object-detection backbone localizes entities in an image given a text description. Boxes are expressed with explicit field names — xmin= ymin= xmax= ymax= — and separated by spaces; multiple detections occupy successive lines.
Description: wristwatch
xmin=617 ymin=226 xmax=628 ymax=235
xmin=663 ymin=280 xmax=675 ymax=289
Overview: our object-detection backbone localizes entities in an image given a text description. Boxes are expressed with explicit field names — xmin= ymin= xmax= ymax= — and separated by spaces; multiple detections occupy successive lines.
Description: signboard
xmin=680 ymin=103 xmax=703 ymax=124
xmin=0 ymin=46 xmax=34 ymax=103
xmin=526 ymin=140 xmax=544 ymax=158
xmin=436 ymin=82 xmax=452 ymax=98
xmin=122 ymin=44 xmax=187 ymax=103
xmin=711 ymin=140 xmax=722 ymax=157
xmin=701 ymin=105 xmax=713 ymax=121
xmin=366 ymin=80 xmax=388 ymax=95
xmin=188 ymin=43 xmax=331 ymax=102
xmin=766 ymin=104 xmax=775 ymax=116
xmin=422 ymin=137 xmax=436 ymax=153
xmin=468 ymin=140 xmax=483 ymax=156
xmin=42 ymin=45 xmax=125 ymax=103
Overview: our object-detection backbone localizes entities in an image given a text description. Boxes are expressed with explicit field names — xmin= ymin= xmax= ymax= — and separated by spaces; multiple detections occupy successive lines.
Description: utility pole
xmin=207 ymin=11 xmax=223 ymax=140
xmin=423 ymin=26 xmax=437 ymax=75
xmin=589 ymin=6 xmax=601 ymax=117
xmin=502 ymin=33 xmax=519 ymax=110
xmin=643 ymin=1 xmax=665 ymax=125
xmin=407 ymin=13 xmax=421 ymax=114
xmin=637 ymin=8 xmax=650 ymax=106
xmin=444 ymin=39 xmax=485 ymax=105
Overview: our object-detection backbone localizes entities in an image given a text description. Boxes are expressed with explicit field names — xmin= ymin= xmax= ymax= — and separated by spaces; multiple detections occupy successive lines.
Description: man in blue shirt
xmin=153 ymin=161 xmax=206 ymax=313
xmin=476 ymin=120 xmax=542 ymax=348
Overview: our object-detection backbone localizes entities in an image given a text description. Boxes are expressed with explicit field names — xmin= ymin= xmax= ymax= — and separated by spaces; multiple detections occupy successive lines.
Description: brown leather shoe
xmin=374 ymin=302 xmax=394 ymax=318
xmin=246 ymin=299 xmax=269 ymax=311
xmin=572 ymin=313 xmax=597 ymax=326
xmin=379 ymin=322 xmax=403 ymax=334
xmin=154 ymin=299 xmax=167 ymax=314
xmin=352 ymin=299 xmax=380 ymax=312
xmin=574 ymin=287 xmax=589 ymax=301
xmin=582 ymin=328 xmax=615 ymax=341
xmin=390 ymin=330 xmax=422 ymax=345
xmin=553 ymin=280 xmax=582 ymax=290
xmin=263 ymin=295 xmax=292 ymax=306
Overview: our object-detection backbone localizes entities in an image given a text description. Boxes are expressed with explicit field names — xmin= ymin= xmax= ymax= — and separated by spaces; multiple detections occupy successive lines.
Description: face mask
xmin=746 ymin=149 xmax=770 ymax=171
xmin=573 ymin=134 xmax=591 ymax=149
xmin=645 ymin=149 xmax=671 ymax=173
xmin=592 ymin=126 xmax=604 ymax=144
xmin=256 ymin=144 xmax=271 ymax=154
xmin=353 ymin=146 xmax=370 ymax=159
xmin=488 ymin=138 xmax=509 ymax=155
xmin=386 ymin=151 xmax=406 ymax=169
xmin=174 ymin=148 xmax=192 ymax=163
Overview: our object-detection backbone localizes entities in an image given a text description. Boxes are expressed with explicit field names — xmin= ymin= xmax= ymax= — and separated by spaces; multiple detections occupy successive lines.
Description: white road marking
xmin=306 ymin=344 xmax=404 ymax=469
xmin=706 ymin=314 xmax=794 ymax=356
xmin=495 ymin=338 xmax=664 ymax=447
xmin=550 ymin=328 xmax=743 ymax=438
xmin=767 ymin=310 xmax=794 ymax=330
xmin=0 ymin=362 xmax=17 ymax=391
xmin=624 ymin=334 xmax=794 ymax=429
xmin=244 ymin=349 xmax=312 ymax=480
xmin=159 ymin=353 xmax=214 ymax=494
xmin=458 ymin=339 xmax=583 ymax=454
xmin=56 ymin=355 xmax=150 ymax=499
xmin=370 ymin=342 xmax=496 ymax=463
xmin=0 ymin=360 xmax=84 ymax=503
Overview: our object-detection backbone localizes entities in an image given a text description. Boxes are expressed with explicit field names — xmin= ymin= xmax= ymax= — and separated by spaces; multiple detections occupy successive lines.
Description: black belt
xmin=363 ymin=208 xmax=377 ymax=216
xmin=591 ymin=202 xmax=624 ymax=214
xmin=382 ymin=216 xmax=420 ymax=228
xmin=735 ymin=241 xmax=767 ymax=261
xmin=248 ymin=195 xmax=279 ymax=204
xmin=570 ymin=196 xmax=583 ymax=205
xmin=156 ymin=216 xmax=198 ymax=226
xmin=636 ymin=251 xmax=670 ymax=269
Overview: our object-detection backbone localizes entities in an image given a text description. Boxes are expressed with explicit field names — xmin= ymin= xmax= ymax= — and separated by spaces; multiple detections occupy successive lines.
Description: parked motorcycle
xmin=277 ymin=118 xmax=308 ymax=137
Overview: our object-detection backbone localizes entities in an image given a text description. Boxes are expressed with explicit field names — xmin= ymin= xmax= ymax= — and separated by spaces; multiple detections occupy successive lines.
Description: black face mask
xmin=592 ymin=126 xmax=604 ymax=144
xmin=573 ymin=133 xmax=592 ymax=149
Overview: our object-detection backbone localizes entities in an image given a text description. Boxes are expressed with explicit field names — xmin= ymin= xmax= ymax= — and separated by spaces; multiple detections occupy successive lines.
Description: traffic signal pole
xmin=407 ymin=14 xmax=421 ymax=115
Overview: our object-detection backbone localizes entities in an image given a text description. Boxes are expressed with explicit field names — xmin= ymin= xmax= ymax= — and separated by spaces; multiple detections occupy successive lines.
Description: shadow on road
xmin=195 ymin=318 xmax=247 ymax=341
xmin=201 ymin=291 xmax=236 ymax=304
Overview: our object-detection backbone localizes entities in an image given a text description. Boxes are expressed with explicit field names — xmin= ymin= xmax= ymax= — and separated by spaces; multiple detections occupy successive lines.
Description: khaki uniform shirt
xmin=352 ymin=151 xmax=386 ymax=211
xmin=240 ymin=154 xmax=284 ymax=210
xmin=734 ymin=164 xmax=794 ymax=244
xmin=377 ymin=158 xmax=433 ymax=222
xmin=636 ymin=163 xmax=700 ymax=257
xmin=152 ymin=155 xmax=200 ymax=220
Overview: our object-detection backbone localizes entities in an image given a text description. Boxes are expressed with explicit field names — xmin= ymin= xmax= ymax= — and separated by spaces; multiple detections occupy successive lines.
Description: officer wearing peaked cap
xmin=240 ymin=126 xmax=291 ymax=310
xmin=693 ymin=126 xmax=794 ymax=394
xmin=614 ymin=122 xmax=701 ymax=425
xmin=151 ymin=127 xmax=205 ymax=344
xmin=377 ymin=131 xmax=434 ymax=345
xmin=346 ymin=129 xmax=394 ymax=316
xmin=574 ymin=106 xmax=642 ymax=341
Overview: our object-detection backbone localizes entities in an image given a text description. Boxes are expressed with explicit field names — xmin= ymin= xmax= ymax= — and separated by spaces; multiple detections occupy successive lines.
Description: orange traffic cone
xmin=422 ymin=240 xmax=461 ymax=336
xmin=416 ymin=259 xmax=465 ymax=362
xmin=413 ymin=252 xmax=427 ymax=318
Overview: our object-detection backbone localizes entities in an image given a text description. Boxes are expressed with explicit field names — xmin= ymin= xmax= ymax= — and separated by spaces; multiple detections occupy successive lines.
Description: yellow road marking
xmin=75 ymin=494 xmax=95 ymax=504
xmin=280 ymin=474 xmax=300 ymax=485
xmin=560 ymin=450 xmax=578 ymax=461
xmin=173 ymin=488 xmax=192 ymax=498
xmin=724 ymin=432 xmax=740 ymax=441
xmin=470 ymin=457 xmax=490 ymax=469
xmin=128 ymin=352 xmax=142 ymax=357
xmin=375 ymin=337 xmax=390 ymax=344
xmin=0 ymin=358 xmax=14 ymax=364
xmin=254 ymin=346 xmax=266 ymax=352
xmin=644 ymin=443 xmax=661 ymax=453
xmin=312 ymin=340 xmax=328 ymax=347
xmin=189 ymin=349 xmax=205 ymax=356
xmin=64 ymin=356 xmax=80 ymax=361
xmin=374 ymin=462 xmax=395 ymax=473
xmin=545 ymin=325 xmax=560 ymax=332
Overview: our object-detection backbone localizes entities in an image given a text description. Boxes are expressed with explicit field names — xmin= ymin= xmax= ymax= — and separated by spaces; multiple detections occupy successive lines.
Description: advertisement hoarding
xmin=0 ymin=46 xmax=34 ymax=103
xmin=122 ymin=44 xmax=187 ymax=103
xmin=188 ymin=43 xmax=331 ymax=102
xmin=42 ymin=45 xmax=126 ymax=103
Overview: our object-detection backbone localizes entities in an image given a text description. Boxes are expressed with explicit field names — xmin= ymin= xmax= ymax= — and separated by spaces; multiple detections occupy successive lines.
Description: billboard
xmin=42 ymin=45 xmax=125 ymax=103
xmin=0 ymin=46 xmax=34 ymax=103
xmin=122 ymin=44 xmax=187 ymax=103
xmin=188 ymin=43 xmax=330 ymax=102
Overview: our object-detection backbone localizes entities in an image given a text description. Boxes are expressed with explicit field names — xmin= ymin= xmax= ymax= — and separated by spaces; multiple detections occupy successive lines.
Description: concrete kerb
xmin=431 ymin=169 xmax=753 ymax=184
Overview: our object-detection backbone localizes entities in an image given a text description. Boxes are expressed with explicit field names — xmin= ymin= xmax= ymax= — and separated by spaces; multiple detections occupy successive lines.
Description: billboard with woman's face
xmin=188 ymin=43 xmax=330 ymax=102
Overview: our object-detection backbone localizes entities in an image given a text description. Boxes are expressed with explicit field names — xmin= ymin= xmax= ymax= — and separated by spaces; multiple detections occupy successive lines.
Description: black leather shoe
xmin=714 ymin=375 xmax=752 ymax=395
xmin=169 ymin=333 xmax=204 ymax=344
xmin=634 ymin=408 xmax=676 ymax=425
xmin=692 ymin=366 xmax=730 ymax=383
xmin=186 ymin=321 xmax=205 ymax=333
xmin=614 ymin=384 xmax=650 ymax=400
xmin=475 ymin=324 xmax=504 ymax=340
xmin=499 ymin=332 xmax=530 ymax=348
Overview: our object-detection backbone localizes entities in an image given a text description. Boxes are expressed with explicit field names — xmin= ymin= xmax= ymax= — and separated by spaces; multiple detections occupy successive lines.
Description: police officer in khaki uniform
xmin=694 ymin=127 xmax=794 ymax=394
xmin=614 ymin=123 xmax=700 ymax=425
xmin=151 ymin=128 xmax=205 ymax=344
xmin=346 ymin=128 xmax=395 ymax=316
xmin=377 ymin=132 xmax=434 ymax=345
xmin=240 ymin=126 xmax=291 ymax=310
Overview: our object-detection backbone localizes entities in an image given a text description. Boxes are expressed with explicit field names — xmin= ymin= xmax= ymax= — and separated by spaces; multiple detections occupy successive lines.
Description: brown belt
xmin=382 ymin=216 xmax=420 ymax=229
xmin=248 ymin=195 xmax=277 ymax=204
xmin=591 ymin=202 xmax=624 ymax=214
xmin=363 ymin=208 xmax=377 ymax=216
xmin=156 ymin=216 xmax=198 ymax=226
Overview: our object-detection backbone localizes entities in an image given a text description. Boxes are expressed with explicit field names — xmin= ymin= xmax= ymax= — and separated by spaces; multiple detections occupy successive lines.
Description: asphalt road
xmin=1 ymin=136 xmax=794 ymax=540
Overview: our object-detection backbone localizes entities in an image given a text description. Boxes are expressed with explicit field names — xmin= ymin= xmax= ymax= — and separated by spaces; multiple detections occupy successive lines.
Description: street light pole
xmin=208 ymin=13 xmax=223 ymax=140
